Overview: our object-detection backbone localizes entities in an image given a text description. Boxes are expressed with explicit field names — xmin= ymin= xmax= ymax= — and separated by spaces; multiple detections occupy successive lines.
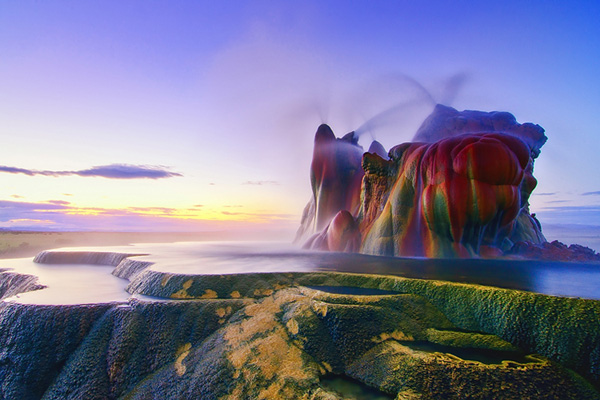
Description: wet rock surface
xmin=298 ymin=105 xmax=558 ymax=259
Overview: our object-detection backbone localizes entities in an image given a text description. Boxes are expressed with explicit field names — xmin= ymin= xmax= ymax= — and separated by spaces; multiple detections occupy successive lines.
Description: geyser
xmin=298 ymin=104 xmax=553 ymax=258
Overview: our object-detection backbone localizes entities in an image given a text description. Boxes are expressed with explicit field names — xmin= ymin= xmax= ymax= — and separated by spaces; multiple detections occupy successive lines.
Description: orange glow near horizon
xmin=58 ymin=203 xmax=297 ymax=223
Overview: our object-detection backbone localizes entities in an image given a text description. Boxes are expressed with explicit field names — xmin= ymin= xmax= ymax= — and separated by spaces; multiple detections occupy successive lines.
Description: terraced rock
xmin=1 ymin=252 xmax=599 ymax=399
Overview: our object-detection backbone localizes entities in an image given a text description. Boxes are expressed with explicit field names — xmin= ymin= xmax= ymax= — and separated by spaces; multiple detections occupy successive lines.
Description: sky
xmin=0 ymin=1 xmax=599 ymax=245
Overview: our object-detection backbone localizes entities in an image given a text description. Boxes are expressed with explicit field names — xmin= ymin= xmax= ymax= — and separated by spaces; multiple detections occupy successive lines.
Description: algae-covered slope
xmin=1 ymin=254 xmax=599 ymax=399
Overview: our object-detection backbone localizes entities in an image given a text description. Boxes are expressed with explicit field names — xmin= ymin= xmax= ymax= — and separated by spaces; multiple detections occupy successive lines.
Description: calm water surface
xmin=1 ymin=241 xmax=599 ymax=304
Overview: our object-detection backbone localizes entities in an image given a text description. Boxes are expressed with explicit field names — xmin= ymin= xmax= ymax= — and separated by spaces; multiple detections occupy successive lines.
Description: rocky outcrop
xmin=295 ymin=125 xmax=365 ymax=244
xmin=0 ymin=302 xmax=113 ymax=400
xmin=299 ymin=105 xmax=551 ymax=258
xmin=1 ymin=275 xmax=598 ymax=399
xmin=0 ymin=270 xmax=44 ymax=299
xmin=2 ymin=251 xmax=599 ymax=398
xmin=508 ymin=240 xmax=600 ymax=263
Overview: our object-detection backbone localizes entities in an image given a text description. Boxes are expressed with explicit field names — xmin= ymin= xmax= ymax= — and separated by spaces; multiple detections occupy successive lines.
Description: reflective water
xmin=402 ymin=341 xmax=531 ymax=364
xmin=320 ymin=375 xmax=393 ymax=400
xmin=0 ymin=257 xmax=130 ymax=305
xmin=1 ymin=241 xmax=599 ymax=305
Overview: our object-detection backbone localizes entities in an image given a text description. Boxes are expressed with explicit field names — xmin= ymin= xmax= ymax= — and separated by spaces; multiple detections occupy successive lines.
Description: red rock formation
xmin=298 ymin=105 xmax=550 ymax=259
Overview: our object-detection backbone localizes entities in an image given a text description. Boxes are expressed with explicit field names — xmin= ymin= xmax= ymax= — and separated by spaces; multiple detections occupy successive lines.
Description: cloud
xmin=582 ymin=191 xmax=600 ymax=196
xmin=76 ymin=165 xmax=182 ymax=179
xmin=534 ymin=205 xmax=600 ymax=227
xmin=532 ymin=192 xmax=557 ymax=196
xmin=0 ymin=200 xmax=69 ymax=211
xmin=10 ymin=195 xmax=24 ymax=199
xmin=47 ymin=200 xmax=71 ymax=206
xmin=0 ymin=164 xmax=182 ymax=179
xmin=221 ymin=210 xmax=295 ymax=220
xmin=539 ymin=205 xmax=600 ymax=212
xmin=242 ymin=180 xmax=280 ymax=186
xmin=128 ymin=207 xmax=177 ymax=213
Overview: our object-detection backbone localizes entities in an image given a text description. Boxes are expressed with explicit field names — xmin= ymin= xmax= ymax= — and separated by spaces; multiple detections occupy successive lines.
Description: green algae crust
xmin=1 ymin=265 xmax=599 ymax=399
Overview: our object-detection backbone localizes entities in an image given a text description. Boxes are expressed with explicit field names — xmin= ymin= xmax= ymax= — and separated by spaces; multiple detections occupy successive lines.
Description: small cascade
xmin=33 ymin=251 xmax=148 ymax=266
xmin=112 ymin=258 xmax=154 ymax=280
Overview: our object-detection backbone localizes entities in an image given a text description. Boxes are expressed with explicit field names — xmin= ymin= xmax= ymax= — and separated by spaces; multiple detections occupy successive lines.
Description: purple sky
xmin=1 ymin=1 xmax=599 ymax=246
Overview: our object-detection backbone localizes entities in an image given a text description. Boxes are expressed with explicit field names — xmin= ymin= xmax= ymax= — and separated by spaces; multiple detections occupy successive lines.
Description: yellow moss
xmin=321 ymin=361 xmax=332 ymax=372
xmin=223 ymin=290 xmax=317 ymax=397
xmin=174 ymin=343 xmax=191 ymax=376
xmin=171 ymin=279 xmax=194 ymax=299
xmin=221 ymin=383 xmax=244 ymax=400
xmin=311 ymin=301 xmax=328 ymax=317
xmin=253 ymin=288 xmax=274 ymax=297
xmin=228 ymin=342 xmax=253 ymax=370
xmin=286 ymin=318 xmax=299 ymax=335
xmin=230 ymin=291 xmax=241 ymax=298
xmin=255 ymin=330 xmax=311 ymax=381
xmin=160 ymin=274 xmax=172 ymax=287
xmin=396 ymin=389 xmax=423 ymax=399
xmin=371 ymin=330 xmax=414 ymax=343
xmin=216 ymin=306 xmax=232 ymax=318
xmin=258 ymin=380 xmax=284 ymax=400
xmin=225 ymin=305 xmax=279 ymax=347
xmin=200 ymin=289 xmax=218 ymax=299
xmin=273 ymin=283 xmax=287 ymax=290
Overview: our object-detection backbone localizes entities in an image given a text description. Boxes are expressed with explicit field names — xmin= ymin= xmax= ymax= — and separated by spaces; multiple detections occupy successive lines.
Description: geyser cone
xmin=310 ymin=125 xmax=364 ymax=232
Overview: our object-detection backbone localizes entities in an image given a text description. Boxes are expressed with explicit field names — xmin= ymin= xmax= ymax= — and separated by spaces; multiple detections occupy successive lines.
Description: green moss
xmin=425 ymin=328 xmax=519 ymax=351
xmin=127 ymin=270 xmax=297 ymax=299
xmin=296 ymin=272 xmax=600 ymax=388
xmin=1 ymin=277 xmax=598 ymax=399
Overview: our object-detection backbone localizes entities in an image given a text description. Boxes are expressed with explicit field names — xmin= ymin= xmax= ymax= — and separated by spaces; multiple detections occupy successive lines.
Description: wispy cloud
xmin=221 ymin=211 xmax=241 ymax=216
xmin=221 ymin=210 xmax=295 ymax=220
xmin=0 ymin=200 xmax=69 ymax=211
xmin=242 ymin=180 xmax=280 ymax=186
xmin=582 ymin=191 xmax=600 ymax=196
xmin=0 ymin=164 xmax=182 ymax=179
xmin=539 ymin=205 xmax=600 ymax=212
xmin=532 ymin=192 xmax=557 ymax=196
xmin=10 ymin=195 xmax=24 ymax=199
xmin=46 ymin=200 xmax=71 ymax=206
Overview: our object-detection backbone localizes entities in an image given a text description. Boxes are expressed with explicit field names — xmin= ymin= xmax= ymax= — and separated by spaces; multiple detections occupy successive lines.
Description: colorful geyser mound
xmin=298 ymin=104 xmax=548 ymax=258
